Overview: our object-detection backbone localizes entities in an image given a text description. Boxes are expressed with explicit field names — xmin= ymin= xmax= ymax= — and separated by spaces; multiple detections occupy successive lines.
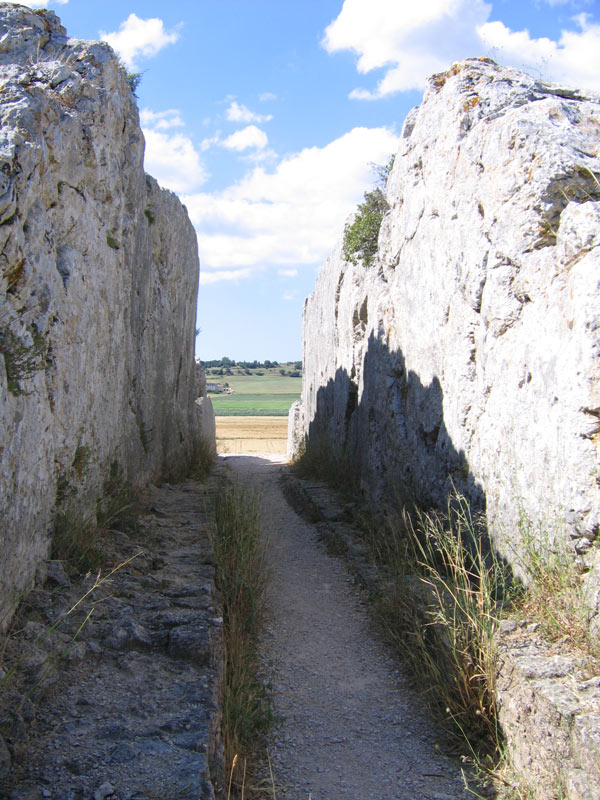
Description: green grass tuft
xmin=53 ymin=460 xmax=139 ymax=574
xmin=291 ymin=438 xmax=360 ymax=500
xmin=515 ymin=514 xmax=597 ymax=660
xmin=52 ymin=506 xmax=105 ymax=574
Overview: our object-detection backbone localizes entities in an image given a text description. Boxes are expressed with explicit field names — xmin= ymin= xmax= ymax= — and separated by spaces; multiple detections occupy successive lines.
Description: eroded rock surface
xmin=0 ymin=480 xmax=223 ymax=800
xmin=0 ymin=6 xmax=209 ymax=628
xmin=292 ymin=58 xmax=600 ymax=602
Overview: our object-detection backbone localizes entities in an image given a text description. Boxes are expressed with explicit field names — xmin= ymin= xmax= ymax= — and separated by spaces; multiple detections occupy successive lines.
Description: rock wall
xmin=0 ymin=7 xmax=211 ymax=627
xmin=291 ymin=59 xmax=600 ymax=612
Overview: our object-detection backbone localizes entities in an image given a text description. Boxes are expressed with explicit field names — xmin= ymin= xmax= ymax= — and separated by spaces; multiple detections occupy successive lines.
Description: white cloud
xmin=222 ymin=125 xmax=269 ymax=151
xmin=200 ymin=135 xmax=222 ymax=151
xmin=140 ymin=108 xmax=184 ymax=130
xmin=478 ymin=14 xmax=600 ymax=90
xmin=538 ymin=0 xmax=592 ymax=5
xmin=282 ymin=291 xmax=296 ymax=301
xmin=244 ymin=147 xmax=278 ymax=164
xmin=323 ymin=0 xmax=488 ymax=96
xmin=200 ymin=268 xmax=253 ymax=285
xmin=323 ymin=0 xmax=600 ymax=97
xmin=100 ymin=13 xmax=179 ymax=70
xmin=183 ymin=125 xmax=399 ymax=282
xmin=226 ymin=101 xmax=273 ymax=124
xmin=141 ymin=112 xmax=206 ymax=193
xmin=259 ymin=92 xmax=277 ymax=102
xmin=278 ymin=268 xmax=298 ymax=278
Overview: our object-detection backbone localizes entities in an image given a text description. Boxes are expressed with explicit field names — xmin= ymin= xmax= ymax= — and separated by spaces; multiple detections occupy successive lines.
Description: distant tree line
xmin=200 ymin=357 xmax=302 ymax=371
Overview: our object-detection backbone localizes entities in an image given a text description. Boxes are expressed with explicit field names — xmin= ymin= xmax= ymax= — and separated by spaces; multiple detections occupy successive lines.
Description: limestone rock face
xmin=0 ymin=7 xmax=207 ymax=627
xmin=287 ymin=399 xmax=304 ymax=461
xmin=292 ymin=59 xmax=600 ymax=598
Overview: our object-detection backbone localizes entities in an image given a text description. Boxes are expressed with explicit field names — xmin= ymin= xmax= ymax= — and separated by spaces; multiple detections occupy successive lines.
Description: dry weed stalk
xmin=359 ymin=494 xmax=510 ymax=752
xmin=1 ymin=552 xmax=142 ymax=720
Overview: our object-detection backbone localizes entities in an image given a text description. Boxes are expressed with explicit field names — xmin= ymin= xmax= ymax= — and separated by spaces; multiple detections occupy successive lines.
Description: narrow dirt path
xmin=223 ymin=455 xmax=470 ymax=800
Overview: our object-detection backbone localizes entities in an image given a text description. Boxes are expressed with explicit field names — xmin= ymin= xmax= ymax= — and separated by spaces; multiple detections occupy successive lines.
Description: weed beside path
xmin=211 ymin=480 xmax=273 ymax=793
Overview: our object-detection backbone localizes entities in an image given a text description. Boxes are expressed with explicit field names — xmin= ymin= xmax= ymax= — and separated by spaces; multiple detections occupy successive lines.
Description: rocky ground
xmin=4 ymin=454 xmax=539 ymax=800
xmin=225 ymin=454 xmax=470 ymax=800
xmin=0 ymin=480 xmax=223 ymax=800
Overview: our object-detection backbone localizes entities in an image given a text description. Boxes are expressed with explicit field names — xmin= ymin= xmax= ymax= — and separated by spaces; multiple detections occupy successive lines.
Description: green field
xmin=210 ymin=393 xmax=299 ymax=416
xmin=215 ymin=373 xmax=301 ymax=394
xmin=207 ymin=369 xmax=301 ymax=416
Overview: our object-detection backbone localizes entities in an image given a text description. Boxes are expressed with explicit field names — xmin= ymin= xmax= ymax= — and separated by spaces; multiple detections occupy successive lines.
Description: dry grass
xmin=513 ymin=516 xmax=598 ymax=662
xmin=216 ymin=416 xmax=288 ymax=455
xmin=187 ymin=436 xmax=216 ymax=482
xmin=210 ymin=481 xmax=274 ymax=795
xmin=357 ymin=495 xmax=514 ymax=755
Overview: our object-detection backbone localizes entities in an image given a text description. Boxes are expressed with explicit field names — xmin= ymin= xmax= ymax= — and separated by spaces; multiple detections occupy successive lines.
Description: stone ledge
xmin=497 ymin=633 xmax=600 ymax=799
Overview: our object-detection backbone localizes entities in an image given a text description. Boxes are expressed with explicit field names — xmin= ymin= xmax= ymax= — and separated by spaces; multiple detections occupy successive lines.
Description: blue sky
xmin=12 ymin=0 xmax=600 ymax=360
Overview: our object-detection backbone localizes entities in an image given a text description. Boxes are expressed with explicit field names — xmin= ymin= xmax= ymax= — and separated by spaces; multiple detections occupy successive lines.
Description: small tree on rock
xmin=342 ymin=156 xmax=394 ymax=268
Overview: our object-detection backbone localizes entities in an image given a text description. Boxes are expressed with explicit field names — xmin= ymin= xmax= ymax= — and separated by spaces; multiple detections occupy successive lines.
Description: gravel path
xmin=223 ymin=454 xmax=470 ymax=800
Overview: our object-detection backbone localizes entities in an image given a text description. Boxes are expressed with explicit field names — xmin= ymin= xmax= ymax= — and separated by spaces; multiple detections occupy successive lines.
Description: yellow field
xmin=215 ymin=415 xmax=288 ymax=455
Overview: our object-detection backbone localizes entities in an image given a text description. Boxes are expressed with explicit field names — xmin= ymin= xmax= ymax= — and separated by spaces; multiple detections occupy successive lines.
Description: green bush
xmin=342 ymin=157 xmax=394 ymax=267
xmin=127 ymin=72 xmax=142 ymax=96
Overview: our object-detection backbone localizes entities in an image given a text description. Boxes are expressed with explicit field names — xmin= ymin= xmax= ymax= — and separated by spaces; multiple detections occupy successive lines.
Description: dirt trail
xmin=224 ymin=454 xmax=469 ymax=800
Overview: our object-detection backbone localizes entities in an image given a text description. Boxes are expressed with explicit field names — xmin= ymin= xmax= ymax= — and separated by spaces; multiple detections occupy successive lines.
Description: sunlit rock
xmin=0 ymin=6 xmax=207 ymax=628
xmin=292 ymin=58 xmax=600 ymax=596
